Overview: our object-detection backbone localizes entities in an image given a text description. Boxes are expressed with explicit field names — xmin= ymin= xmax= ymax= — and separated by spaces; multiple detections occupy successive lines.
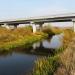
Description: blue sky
xmin=0 ymin=0 xmax=75 ymax=20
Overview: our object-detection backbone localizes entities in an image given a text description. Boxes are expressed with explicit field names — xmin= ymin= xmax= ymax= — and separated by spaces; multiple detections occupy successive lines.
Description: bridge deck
xmin=0 ymin=13 xmax=75 ymax=25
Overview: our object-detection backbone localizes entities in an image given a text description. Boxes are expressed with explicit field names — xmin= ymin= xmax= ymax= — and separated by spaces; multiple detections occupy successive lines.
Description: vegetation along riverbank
xmin=0 ymin=26 xmax=48 ymax=52
xmin=0 ymin=25 xmax=75 ymax=75
xmin=32 ymin=27 xmax=75 ymax=75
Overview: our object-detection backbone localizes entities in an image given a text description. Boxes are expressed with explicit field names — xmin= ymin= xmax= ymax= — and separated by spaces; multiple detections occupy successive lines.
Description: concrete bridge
xmin=0 ymin=13 xmax=75 ymax=33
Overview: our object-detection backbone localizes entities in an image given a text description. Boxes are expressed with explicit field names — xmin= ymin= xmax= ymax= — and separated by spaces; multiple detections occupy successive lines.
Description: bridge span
xmin=0 ymin=13 xmax=75 ymax=33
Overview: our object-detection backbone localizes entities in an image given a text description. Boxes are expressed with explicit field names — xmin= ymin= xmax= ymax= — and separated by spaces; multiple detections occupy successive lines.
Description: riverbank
xmin=54 ymin=37 xmax=75 ymax=75
xmin=0 ymin=27 xmax=48 ymax=52
xmin=33 ymin=36 xmax=75 ymax=75
xmin=32 ymin=28 xmax=75 ymax=75
xmin=0 ymin=26 xmax=74 ymax=75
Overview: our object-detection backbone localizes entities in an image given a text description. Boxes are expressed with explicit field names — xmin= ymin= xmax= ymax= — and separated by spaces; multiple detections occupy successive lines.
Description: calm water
xmin=0 ymin=33 xmax=64 ymax=75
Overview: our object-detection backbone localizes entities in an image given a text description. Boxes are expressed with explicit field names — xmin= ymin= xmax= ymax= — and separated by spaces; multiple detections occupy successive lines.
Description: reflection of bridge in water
xmin=0 ymin=13 xmax=75 ymax=32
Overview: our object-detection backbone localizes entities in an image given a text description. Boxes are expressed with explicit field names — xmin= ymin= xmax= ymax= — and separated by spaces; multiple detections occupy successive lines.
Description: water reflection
xmin=0 ymin=34 xmax=64 ymax=56
xmin=0 ymin=33 xmax=64 ymax=75
xmin=33 ymin=33 xmax=64 ymax=49
xmin=0 ymin=52 xmax=37 ymax=75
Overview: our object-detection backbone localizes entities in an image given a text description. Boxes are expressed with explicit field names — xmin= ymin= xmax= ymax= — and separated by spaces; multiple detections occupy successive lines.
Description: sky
xmin=0 ymin=0 xmax=75 ymax=20
xmin=0 ymin=0 xmax=75 ymax=27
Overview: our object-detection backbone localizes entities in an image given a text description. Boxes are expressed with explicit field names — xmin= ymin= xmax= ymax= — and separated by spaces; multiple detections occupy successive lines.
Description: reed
xmin=32 ymin=56 xmax=60 ymax=75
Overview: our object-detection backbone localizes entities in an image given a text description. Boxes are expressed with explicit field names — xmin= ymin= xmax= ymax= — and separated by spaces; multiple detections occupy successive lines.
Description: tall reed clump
xmin=51 ymin=27 xmax=63 ymax=34
xmin=32 ymin=56 xmax=60 ymax=75
xmin=54 ymin=43 xmax=75 ymax=75
xmin=42 ymin=26 xmax=55 ymax=36
xmin=32 ymin=28 xmax=75 ymax=75
xmin=63 ymin=29 xmax=74 ymax=48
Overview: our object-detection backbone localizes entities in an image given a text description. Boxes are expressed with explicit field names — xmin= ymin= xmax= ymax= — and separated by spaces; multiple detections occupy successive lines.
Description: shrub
xmin=42 ymin=27 xmax=55 ymax=36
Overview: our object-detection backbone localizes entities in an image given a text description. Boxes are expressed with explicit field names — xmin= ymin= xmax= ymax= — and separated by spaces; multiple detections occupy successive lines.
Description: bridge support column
xmin=3 ymin=23 xmax=18 ymax=29
xmin=4 ymin=23 xmax=8 ymax=26
xmin=39 ymin=25 xmax=42 ymax=32
xmin=30 ymin=22 xmax=37 ymax=33
xmin=10 ymin=24 xmax=18 ymax=29
xmin=3 ymin=23 xmax=10 ymax=29
xmin=39 ymin=22 xmax=44 ymax=32
xmin=73 ymin=22 xmax=75 ymax=32
xmin=0 ymin=24 xmax=2 ymax=27
xmin=32 ymin=24 xmax=37 ymax=33
xmin=13 ymin=24 xmax=18 ymax=28
xmin=72 ymin=19 xmax=75 ymax=32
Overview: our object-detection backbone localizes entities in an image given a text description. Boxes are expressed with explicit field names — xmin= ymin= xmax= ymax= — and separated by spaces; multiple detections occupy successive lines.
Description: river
xmin=0 ymin=33 xmax=64 ymax=75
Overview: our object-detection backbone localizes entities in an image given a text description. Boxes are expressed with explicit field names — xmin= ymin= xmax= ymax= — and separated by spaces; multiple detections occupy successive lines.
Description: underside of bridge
xmin=0 ymin=13 xmax=75 ymax=33
xmin=0 ymin=20 xmax=75 ymax=33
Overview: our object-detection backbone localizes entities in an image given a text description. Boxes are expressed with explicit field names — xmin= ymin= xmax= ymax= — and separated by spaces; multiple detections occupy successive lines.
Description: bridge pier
xmin=39 ymin=23 xmax=44 ymax=31
xmin=2 ymin=23 xmax=18 ymax=29
xmin=73 ymin=22 xmax=75 ymax=32
xmin=3 ymin=23 xmax=10 ymax=29
xmin=72 ymin=19 xmax=75 ymax=32
xmin=13 ymin=24 xmax=18 ymax=28
xmin=30 ymin=22 xmax=37 ymax=33
xmin=32 ymin=24 xmax=37 ymax=33
xmin=0 ymin=24 xmax=2 ymax=27
xmin=30 ymin=22 xmax=44 ymax=33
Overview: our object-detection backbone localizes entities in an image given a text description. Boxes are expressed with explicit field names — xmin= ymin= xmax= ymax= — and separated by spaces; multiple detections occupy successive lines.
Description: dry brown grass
xmin=51 ymin=27 xmax=63 ymax=34
xmin=63 ymin=29 xmax=74 ymax=48
xmin=0 ymin=26 xmax=47 ymax=51
xmin=54 ymin=38 xmax=75 ymax=75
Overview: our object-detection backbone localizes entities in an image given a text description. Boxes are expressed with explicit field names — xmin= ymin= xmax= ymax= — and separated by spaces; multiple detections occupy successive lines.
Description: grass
xmin=33 ymin=42 xmax=75 ymax=75
xmin=32 ymin=56 xmax=60 ymax=75
xmin=0 ymin=26 xmax=48 ymax=51
xmin=32 ymin=27 xmax=75 ymax=75
xmin=51 ymin=27 xmax=63 ymax=34
xmin=0 ymin=25 xmax=75 ymax=75
xmin=42 ymin=26 xmax=55 ymax=36
xmin=54 ymin=42 xmax=75 ymax=75
xmin=63 ymin=29 xmax=74 ymax=48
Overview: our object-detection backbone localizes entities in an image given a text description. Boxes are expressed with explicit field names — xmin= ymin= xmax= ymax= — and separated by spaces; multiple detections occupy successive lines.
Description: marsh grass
xmin=32 ymin=55 xmax=60 ymax=75
xmin=54 ymin=43 xmax=75 ymax=75
xmin=0 ymin=26 xmax=75 ymax=75
xmin=0 ymin=26 xmax=48 ymax=51
xmin=42 ymin=26 xmax=55 ymax=36
xmin=32 ymin=28 xmax=75 ymax=75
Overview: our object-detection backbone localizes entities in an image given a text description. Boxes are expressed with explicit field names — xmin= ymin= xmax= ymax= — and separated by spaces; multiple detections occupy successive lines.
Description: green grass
xmin=0 ymin=26 xmax=48 ymax=51
xmin=32 ymin=55 xmax=60 ymax=75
